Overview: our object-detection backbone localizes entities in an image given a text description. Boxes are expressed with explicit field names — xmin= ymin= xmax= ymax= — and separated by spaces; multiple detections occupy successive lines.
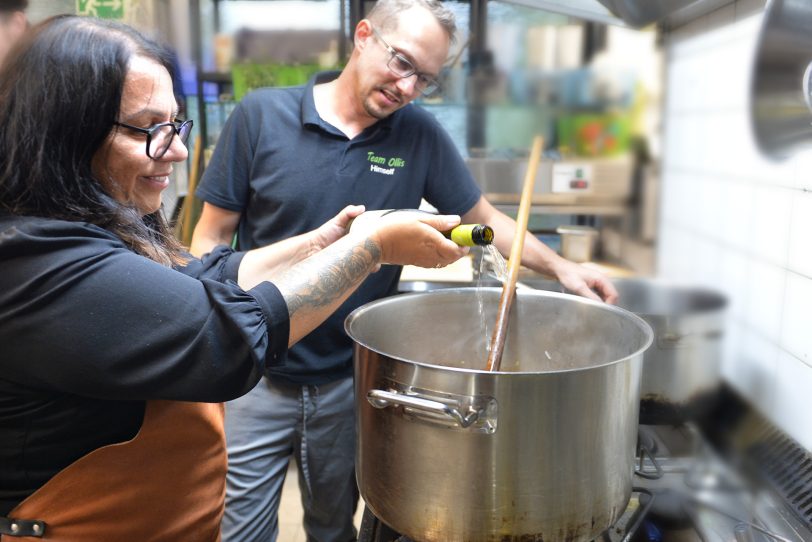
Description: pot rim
xmin=611 ymin=277 xmax=728 ymax=316
xmin=345 ymin=287 xmax=654 ymax=375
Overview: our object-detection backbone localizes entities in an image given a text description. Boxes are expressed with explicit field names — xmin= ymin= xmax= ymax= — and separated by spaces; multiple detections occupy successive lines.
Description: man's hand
xmin=550 ymin=258 xmax=619 ymax=304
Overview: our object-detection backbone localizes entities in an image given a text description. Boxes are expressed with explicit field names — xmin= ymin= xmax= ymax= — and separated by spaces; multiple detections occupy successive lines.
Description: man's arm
xmin=462 ymin=195 xmax=618 ymax=303
xmin=189 ymin=202 xmax=241 ymax=257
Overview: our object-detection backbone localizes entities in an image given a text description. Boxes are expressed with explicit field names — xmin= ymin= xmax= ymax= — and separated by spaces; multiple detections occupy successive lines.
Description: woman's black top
xmin=0 ymin=213 xmax=290 ymax=514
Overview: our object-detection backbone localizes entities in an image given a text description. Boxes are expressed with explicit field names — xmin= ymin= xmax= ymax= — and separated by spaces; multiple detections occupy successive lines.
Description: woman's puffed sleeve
xmin=176 ymin=245 xmax=243 ymax=283
xmin=0 ymin=225 xmax=289 ymax=403
xmin=179 ymin=246 xmax=289 ymax=369
xmin=221 ymin=280 xmax=289 ymax=370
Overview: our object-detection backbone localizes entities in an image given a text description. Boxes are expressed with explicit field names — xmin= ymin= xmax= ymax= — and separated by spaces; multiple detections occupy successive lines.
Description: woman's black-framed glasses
xmin=371 ymin=26 xmax=441 ymax=97
xmin=113 ymin=119 xmax=194 ymax=159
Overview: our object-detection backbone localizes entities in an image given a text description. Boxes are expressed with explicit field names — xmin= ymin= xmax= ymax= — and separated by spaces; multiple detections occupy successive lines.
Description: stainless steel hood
xmin=751 ymin=0 xmax=812 ymax=159
xmin=497 ymin=0 xmax=719 ymax=29
xmin=595 ymin=0 xmax=703 ymax=27
xmin=492 ymin=0 xmax=626 ymax=26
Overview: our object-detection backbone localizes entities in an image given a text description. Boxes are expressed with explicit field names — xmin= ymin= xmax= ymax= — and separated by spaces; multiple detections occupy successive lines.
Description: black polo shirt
xmin=196 ymin=72 xmax=481 ymax=385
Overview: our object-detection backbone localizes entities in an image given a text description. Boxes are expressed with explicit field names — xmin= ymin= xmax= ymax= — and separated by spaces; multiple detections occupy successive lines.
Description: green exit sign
xmin=77 ymin=0 xmax=125 ymax=19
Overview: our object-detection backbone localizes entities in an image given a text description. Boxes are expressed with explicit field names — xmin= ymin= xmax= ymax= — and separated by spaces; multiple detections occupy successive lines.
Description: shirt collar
xmin=301 ymin=71 xmax=340 ymax=129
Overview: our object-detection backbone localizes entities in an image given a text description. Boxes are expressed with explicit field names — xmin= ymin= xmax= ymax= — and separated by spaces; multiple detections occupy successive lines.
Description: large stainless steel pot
xmin=346 ymin=288 xmax=652 ymax=542
xmin=612 ymin=279 xmax=727 ymax=425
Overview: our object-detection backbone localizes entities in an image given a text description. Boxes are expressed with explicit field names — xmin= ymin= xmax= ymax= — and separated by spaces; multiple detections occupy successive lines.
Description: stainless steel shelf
xmin=489 ymin=197 xmax=630 ymax=217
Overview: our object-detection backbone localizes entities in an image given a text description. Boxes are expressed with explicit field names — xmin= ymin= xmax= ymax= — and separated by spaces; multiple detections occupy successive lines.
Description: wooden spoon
xmin=485 ymin=136 xmax=544 ymax=372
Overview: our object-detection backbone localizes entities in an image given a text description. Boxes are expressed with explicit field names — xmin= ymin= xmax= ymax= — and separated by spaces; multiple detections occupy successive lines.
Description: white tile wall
xmin=719 ymin=179 xmax=754 ymax=252
xmin=787 ymin=191 xmax=812 ymax=278
xmin=750 ymin=185 xmax=792 ymax=266
xmin=795 ymin=152 xmax=812 ymax=190
xmin=781 ymin=272 xmax=812 ymax=365
xmin=728 ymin=325 xmax=778 ymax=415
xmin=773 ymin=350 xmax=812 ymax=450
xmin=743 ymin=259 xmax=785 ymax=342
xmin=660 ymin=2 xmax=812 ymax=449
xmin=718 ymin=248 xmax=750 ymax=319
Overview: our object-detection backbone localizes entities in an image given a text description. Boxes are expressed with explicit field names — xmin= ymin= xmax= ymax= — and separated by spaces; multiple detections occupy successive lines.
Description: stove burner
xmin=637 ymin=425 xmax=659 ymax=456
xmin=358 ymin=420 xmax=808 ymax=542
xmin=358 ymin=489 xmax=654 ymax=542
xmin=358 ymin=507 xmax=405 ymax=542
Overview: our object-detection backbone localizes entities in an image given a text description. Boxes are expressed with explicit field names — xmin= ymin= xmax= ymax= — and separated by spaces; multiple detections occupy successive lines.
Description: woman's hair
xmin=367 ymin=0 xmax=457 ymax=43
xmin=0 ymin=15 xmax=186 ymax=266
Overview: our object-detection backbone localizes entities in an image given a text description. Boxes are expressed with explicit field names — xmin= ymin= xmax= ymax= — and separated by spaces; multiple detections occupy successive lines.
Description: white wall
xmin=26 ymin=0 xmax=73 ymax=24
xmin=659 ymin=0 xmax=812 ymax=450
xmin=220 ymin=0 xmax=342 ymax=32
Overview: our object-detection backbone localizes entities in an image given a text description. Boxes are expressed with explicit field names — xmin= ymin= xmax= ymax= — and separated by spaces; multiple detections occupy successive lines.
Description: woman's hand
xmin=309 ymin=205 xmax=366 ymax=253
xmin=364 ymin=212 xmax=470 ymax=268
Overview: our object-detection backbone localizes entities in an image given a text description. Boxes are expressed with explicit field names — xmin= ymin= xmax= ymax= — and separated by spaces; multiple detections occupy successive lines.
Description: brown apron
xmin=1 ymin=400 xmax=227 ymax=541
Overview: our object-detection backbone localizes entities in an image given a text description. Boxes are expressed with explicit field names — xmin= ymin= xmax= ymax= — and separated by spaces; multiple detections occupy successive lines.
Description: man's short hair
xmin=367 ymin=0 xmax=456 ymax=43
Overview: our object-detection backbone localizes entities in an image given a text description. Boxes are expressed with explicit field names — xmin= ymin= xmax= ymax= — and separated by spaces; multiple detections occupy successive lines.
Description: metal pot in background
xmin=346 ymin=288 xmax=652 ymax=542
xmin=612 ymin=278 xmax=727 ymax=425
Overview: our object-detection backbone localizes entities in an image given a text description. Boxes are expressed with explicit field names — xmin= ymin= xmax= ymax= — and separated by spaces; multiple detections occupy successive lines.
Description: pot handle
xmin=367 ymin=389 xmax=481 ymax=428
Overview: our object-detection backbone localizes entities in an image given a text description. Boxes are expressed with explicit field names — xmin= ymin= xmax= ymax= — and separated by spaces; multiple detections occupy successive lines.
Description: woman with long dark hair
xmin=0 ymin=15 xmax=467 ymax=541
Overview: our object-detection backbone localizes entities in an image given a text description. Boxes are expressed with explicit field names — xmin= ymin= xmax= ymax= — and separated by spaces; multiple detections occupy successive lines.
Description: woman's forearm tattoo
xmin=283 ymin=237 xmax=381 ymax=316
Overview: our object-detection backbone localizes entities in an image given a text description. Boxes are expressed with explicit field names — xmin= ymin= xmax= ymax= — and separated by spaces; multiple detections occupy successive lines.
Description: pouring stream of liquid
xmin=475 ymin=246 xmax=510 ymax=357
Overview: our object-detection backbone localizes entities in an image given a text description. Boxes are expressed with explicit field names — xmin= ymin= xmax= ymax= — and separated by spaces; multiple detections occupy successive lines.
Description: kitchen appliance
xmin=357 ymin=395 xmax=812 ymax=542
xmin=631 ymin=413 xmax=811 ymax=542
xmin=751 ymin=0 xmax=812 ymax=159
xmin=465 ymin=155 xmax=634 ymax=211
xmin=611 ymin=278 xmax=727 ymax=425
xmin=346 ymin=288 xmax=652 ymax=542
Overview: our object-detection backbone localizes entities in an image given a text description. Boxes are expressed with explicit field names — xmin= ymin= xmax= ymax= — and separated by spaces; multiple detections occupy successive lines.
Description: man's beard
xmin=362 ymin=86 xmax=404 ymax=120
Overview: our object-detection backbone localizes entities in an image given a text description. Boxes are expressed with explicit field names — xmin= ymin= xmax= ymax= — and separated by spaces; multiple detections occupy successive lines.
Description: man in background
xmin=191 ymin=0 xmax=618 ymax=540
xmin=0 ymin=0 xmax=27 ymax=69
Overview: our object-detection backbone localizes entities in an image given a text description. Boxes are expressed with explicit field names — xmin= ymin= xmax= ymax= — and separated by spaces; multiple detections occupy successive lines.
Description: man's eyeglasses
xmin=113 ymin=119 xmax=194 ymax=159
xmin=371 ymin=26 xmax=441 ymax=97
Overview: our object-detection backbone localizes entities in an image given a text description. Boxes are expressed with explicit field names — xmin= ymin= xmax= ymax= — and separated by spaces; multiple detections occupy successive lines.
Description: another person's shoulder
xmin=396 ymin=102 xmax=439 ymax=125
xmin=0 ymin=213 xmax=128 ymax=254
xmin=389 ymin=104 xmax=453 ymax=152
xmin=239 ymin=85 xmax=307 ymax=113
xmin=392 ymin=103 xmax=446 ymax=139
